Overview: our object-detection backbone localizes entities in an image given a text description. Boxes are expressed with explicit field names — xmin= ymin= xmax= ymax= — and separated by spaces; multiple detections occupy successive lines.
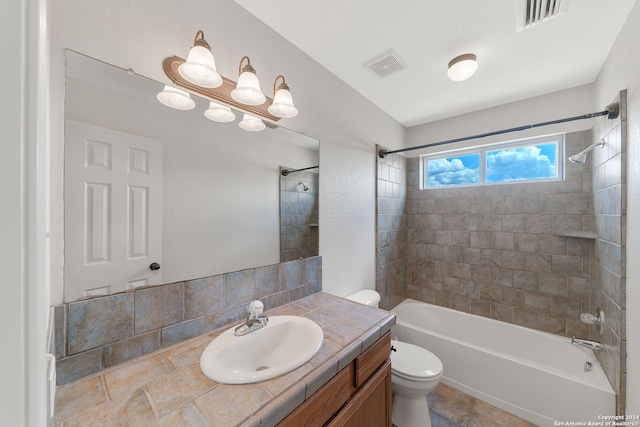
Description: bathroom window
xmin=422 ymin=134 xmax=564 ymax=189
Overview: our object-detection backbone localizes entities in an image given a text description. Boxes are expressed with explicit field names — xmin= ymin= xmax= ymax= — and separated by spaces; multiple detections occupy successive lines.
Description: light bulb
xmin=204 ymin=101 xmax=236 ymax=123
xmin=238 ymin=114 xmax=266 ymax=132
xmin=230 ymin=57 xmax=266 ymax=105
xmin=178 ymin=31 xmax=223 ymax=88
xmin=268 ymin=85 xmax=298 ymax=118
xmin=156 ymin=85 xmax=195 ymax=110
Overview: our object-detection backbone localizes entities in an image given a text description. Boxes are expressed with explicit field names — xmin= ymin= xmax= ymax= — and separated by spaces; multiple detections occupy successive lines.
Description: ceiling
xmin=234 ymin=0 xmax=637 ymax=127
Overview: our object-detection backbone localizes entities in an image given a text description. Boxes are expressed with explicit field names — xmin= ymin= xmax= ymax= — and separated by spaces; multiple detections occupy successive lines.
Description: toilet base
xmin=392 ymin=394 xmax=432 ymax=427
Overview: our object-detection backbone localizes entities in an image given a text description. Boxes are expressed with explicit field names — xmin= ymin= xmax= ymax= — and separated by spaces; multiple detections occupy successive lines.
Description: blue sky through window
xmin=424 ymin=138 xmax=560 ymax=188
xmin=487 ymin=143 xmax=557 ymax=183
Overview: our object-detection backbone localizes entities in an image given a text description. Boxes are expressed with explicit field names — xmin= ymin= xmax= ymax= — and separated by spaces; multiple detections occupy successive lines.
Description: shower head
xmin=569 ymin=140 xmax=605 ymax=164
xmin=298 ymin=181 xmax=309 ymax=191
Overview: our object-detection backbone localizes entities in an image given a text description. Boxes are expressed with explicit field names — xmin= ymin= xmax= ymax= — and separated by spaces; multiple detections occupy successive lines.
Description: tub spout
xmin=571 ymin=336 xmax=602 ymax=351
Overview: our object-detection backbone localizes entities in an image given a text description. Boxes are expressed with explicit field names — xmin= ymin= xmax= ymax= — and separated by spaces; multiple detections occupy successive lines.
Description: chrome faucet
xmin=234 ymin=300 xmax=269 ymax=336
xmin=571 ymin=336 xmax=603 ymax=351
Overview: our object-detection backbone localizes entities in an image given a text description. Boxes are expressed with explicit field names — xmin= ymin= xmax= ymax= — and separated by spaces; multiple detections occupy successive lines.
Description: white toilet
xmin=389 ymin=339 xmax=443 ymax=427
xmin=345 ymin=290 xmax=444 ymax=427
xmin=344 ymin=289 xmax=382 ymax=307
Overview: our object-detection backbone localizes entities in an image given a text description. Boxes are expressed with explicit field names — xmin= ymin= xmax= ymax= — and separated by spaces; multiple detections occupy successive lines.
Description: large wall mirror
xmin=64 ymin=50 xmax=319 ymax=303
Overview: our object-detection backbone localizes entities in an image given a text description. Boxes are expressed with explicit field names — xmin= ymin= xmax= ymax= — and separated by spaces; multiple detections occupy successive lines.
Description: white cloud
xmin=428 ymin=158 xmax=478 ymax=187
xmin=486 ymin=146 xmax=555 ymax=182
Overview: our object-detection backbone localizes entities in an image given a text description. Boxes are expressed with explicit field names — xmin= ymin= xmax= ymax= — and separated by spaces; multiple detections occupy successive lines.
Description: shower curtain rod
xmin=378 ymin=103 xmax=619 ymax=158
xmin=281 ymin=165 xmax=319 ymax=176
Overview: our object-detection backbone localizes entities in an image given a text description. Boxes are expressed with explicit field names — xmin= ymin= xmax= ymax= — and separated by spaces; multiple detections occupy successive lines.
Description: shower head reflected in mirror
xmin=298 ymin=181 xmax=309 ymax=191
xmin=569 ymin=140 xmax=605 ymax=164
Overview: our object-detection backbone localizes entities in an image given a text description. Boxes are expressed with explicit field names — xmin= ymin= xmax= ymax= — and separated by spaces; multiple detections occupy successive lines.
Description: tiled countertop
xmin=54 ymin=292 xmax=396 ymax=427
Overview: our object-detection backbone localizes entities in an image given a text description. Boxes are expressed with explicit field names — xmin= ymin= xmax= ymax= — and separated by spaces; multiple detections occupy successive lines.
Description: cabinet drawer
xmin=278 ymin=363 xmax=355 ymax=427
xmin=355 ymin=332 xmax=390 ymax=388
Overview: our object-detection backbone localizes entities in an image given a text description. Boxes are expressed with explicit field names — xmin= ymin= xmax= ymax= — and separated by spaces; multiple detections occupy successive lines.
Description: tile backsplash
xmin=53 ymin=256 xmax=322 ymax=385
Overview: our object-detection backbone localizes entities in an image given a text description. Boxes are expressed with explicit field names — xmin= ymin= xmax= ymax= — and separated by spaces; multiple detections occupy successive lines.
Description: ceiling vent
xmin=364 ymin=49 xmax=407 ymax=79
xmin=516 ymin=0 xmax=569 ymax=31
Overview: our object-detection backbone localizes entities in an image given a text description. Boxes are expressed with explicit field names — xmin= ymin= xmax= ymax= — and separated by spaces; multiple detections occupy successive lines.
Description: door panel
xmin=65 ymin=120 xmax=163 ymax=302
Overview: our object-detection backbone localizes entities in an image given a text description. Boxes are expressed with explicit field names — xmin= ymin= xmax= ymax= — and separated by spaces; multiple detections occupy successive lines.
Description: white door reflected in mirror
xmin=64 ymin=120 xmax=163 ymax=301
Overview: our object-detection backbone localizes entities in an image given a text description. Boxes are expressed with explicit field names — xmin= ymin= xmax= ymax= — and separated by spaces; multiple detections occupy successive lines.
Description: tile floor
xmin=426 ymin=383 xmax=538 ymax=427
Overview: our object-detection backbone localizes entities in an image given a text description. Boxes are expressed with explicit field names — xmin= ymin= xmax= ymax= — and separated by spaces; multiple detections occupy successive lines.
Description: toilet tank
xmin=345 ymin=290 xmax=380 ymax=308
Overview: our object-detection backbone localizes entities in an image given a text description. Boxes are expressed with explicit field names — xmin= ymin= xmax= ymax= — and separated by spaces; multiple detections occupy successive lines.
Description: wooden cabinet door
xmin=278 ymin=364 xmax=355 ymax=427
xmin=326 ymin=360 xmax=392 ymax=427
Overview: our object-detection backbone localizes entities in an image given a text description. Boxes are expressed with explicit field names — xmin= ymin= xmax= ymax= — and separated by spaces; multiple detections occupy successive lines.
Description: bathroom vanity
xmin=53 ymin=292 xmax=395 ymax=426
xmin=278 ymin=332 xmax=391 ymax=426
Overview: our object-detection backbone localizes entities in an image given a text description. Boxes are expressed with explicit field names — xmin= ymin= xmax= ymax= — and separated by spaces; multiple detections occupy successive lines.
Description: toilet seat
xmin=390 ymin=340 xmax=443 ymax=382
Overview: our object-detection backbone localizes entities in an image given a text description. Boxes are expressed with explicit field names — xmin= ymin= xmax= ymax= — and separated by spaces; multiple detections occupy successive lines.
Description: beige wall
xmin=407 ymin=84 xmax=597 ymax=156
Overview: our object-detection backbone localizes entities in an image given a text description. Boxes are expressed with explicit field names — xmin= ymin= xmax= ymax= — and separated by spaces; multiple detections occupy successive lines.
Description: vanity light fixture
xmin=447 ymin=54 xmax=478 ymax=82
xmin=204 ymin=101 xmax=236 ymax=123
xmin=162 ymin=29 xmax=301 ymax=126
xmin=239 ymin=113 xmax=266 ymax=132
xmin=231 ymin=56 xmax=267 ymax=106
xmin=156 ymin=85 xmax=196 ymax=110
xmin=268 ymin=75 xmax=298 ymax=119
xmin=178 ymin=31 xmax=223 ymax=88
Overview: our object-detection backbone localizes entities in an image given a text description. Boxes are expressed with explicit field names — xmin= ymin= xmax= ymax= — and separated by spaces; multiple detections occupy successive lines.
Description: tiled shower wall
xmin=376 ymin=146 xmax=407 ymax=310
xmin=53 ymin=256 xmax=322 ymax=385
xmin=280 ymin=168 xmax=319 ymax=262
xmin=404 ymin=130 xmax=594 ymax=338
xmin=590 ymin=91 xmax=627 ymax=415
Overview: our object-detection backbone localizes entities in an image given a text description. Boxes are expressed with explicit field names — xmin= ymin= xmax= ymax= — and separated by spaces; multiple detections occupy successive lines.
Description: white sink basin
xmin=200 ymin=315 xmax=324 ymax=384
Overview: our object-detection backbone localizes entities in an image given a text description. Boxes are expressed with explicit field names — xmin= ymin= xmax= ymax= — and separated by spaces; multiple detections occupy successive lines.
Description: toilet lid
xmin=390 ymin=340 xmax=443 ymax=381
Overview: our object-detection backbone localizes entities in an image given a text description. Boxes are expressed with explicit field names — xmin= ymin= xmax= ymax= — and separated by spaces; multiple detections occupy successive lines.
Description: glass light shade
xmin=447 ymin=54 xmax=478 ymax=82
xmin=268 ymin=88 xmax=298 ymax=118
xmin=156 ymin=85 xmax=196 ymax=110
xmin=231 ymin=71 xmax=266 ymax=105
xmin=204 ymin=101 xmax=236 ymax=123
xmin=178 ymin=45 xmax=223 ymax=88
xmin=238 ymin=114 xmax=266 ymax=132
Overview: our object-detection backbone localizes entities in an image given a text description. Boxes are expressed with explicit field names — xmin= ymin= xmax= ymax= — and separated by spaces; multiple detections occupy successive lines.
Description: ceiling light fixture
xmin=238 ymin=114 xmax=266 ymax=132
xmin=204 ymin=101 xmax=236 ymax=123
xmin=178 ymin=31 xmax=223 ymax=88
xmin=447 ymin=54 xmax=478 ymax=82
xmin=268 ymin=75 xmax=298 ymax=118
xmin=231 ymin=56 xmax=266 ymax=106
xmin=156 ymin=85 xmax=196 ymax=110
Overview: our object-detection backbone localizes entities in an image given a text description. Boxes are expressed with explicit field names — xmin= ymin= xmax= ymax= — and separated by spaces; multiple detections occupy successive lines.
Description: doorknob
xmin=149 ymin=262 xmax=161 ymax=271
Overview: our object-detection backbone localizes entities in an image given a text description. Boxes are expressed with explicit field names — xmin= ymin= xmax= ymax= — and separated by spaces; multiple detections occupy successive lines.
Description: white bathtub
xmin=391 ymin=299 xmax=615 ymax=427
